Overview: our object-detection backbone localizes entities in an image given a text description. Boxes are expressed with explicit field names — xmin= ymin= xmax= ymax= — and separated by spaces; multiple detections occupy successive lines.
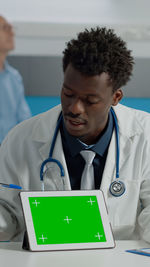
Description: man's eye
xmin=86 ymin=99 xmax=100 ymax=105
xmin=64 ymin=92 xmax=73 ymax=97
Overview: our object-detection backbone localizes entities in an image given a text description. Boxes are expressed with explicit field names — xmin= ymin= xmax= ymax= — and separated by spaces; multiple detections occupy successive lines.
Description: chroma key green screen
xmin=29 ymin=195 xmax=106 ymax=245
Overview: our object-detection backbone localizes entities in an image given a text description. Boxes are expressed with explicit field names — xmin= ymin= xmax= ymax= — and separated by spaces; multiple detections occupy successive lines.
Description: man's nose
xmin=68 ymin=99 xmax=85 ymax=115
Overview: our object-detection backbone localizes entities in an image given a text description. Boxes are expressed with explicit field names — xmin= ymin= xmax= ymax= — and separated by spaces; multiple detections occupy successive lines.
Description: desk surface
xmin=0 ymin=240 xmax=150 ymax=267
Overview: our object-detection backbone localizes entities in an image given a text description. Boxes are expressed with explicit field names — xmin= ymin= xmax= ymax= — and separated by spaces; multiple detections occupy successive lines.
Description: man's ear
xmin=112 ymin=89 xmax=123 ymax=106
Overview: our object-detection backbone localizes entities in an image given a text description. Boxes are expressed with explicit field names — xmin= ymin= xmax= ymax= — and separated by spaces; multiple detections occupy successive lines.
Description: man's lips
xmin=65 ymin=116 xmax=86 ymax=125
xmin=68 ymin=120 xmax=84 ymax=126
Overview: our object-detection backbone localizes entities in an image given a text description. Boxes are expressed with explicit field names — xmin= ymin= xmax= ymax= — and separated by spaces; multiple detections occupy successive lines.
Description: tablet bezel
xmin=20 ymin=190 xmax=115 ymax=251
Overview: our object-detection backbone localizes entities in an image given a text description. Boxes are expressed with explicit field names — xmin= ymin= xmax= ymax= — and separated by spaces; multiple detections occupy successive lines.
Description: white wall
xmin=1 ymin=0 xmax=150 ymax=24
xmin=1 ymin=0 xmax=150 ymax=57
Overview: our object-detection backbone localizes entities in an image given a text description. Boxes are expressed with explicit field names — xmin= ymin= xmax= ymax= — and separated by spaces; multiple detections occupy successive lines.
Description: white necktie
xmin=80 ymin=150 xmax=96 ymax=190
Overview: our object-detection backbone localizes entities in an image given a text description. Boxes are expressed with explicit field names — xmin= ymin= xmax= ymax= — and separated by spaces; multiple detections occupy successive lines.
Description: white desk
xmin=0 ymin=241 xmax=150 ymax=267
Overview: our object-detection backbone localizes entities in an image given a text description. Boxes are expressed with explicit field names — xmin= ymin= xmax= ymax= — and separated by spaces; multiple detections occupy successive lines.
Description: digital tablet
xmin=20 ymin=190 xmax=115 ymax=251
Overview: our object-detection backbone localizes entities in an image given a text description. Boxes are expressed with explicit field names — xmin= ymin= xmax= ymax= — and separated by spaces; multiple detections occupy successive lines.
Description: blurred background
xmin=1 ymin=0 xmax=150 ymax=115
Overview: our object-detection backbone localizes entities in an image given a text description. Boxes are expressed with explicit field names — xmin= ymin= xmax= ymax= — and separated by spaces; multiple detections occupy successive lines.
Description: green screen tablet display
xmin=29 ymin=195 xmax=106 ymax=245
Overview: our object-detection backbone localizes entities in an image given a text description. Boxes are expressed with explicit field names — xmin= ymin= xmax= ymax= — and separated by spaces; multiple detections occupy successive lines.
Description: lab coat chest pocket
xmin=107 ymin=180 xmax=141 ymax=228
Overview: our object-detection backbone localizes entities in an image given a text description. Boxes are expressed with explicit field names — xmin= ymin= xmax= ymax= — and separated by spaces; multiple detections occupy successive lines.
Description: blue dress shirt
xmin=60 ymin=111 xmax=114 ymax=189
xmin=0 ymin=61 xmax=31 ymax=143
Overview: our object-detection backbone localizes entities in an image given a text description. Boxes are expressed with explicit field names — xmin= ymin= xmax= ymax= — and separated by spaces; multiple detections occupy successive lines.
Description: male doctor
xmin=0 ymin=27 xmax=150 ymax=242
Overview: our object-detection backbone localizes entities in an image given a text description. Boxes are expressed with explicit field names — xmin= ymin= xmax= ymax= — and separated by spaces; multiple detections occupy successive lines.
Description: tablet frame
xmin=20 ymin=190 xmax=115 ymax=251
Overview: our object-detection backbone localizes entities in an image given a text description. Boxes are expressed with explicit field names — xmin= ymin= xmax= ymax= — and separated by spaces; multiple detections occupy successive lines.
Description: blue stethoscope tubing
xmin=110 ymin=108 xmax=126 ymax=197
xmin=110 ymin=108 xmax=119 ymax=179
xmin=40 ymin=107 xmax=125 ymax=196
xmin=40 ymin=114 xmax=65 ymax=183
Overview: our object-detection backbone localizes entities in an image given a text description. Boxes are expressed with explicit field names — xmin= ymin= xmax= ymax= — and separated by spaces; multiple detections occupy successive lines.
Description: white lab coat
xmin=0 ymin=104 xmax=150 ymax=242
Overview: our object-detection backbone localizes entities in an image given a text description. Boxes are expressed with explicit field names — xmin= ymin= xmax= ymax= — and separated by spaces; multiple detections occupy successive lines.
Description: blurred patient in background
xmin=0 ymin=15 xmax=31 ymax=144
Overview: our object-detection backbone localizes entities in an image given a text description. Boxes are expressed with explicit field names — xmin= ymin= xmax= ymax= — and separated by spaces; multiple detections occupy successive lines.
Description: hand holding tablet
xmin=20 ymin=190 xmax=115 ymax=251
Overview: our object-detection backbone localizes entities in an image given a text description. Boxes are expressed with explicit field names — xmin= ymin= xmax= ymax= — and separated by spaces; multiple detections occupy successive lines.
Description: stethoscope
xmin=40 ymin=108 xmax=126 ymax=197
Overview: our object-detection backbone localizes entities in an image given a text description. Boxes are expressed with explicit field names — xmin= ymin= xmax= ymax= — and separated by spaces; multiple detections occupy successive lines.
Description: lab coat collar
xmin=31 ymin=103 xmax=142 ymax=145
xmin=31 ymin=104 xmax=62 ymax=143
xmin=113 ymin=103 xmax=143 ymax=137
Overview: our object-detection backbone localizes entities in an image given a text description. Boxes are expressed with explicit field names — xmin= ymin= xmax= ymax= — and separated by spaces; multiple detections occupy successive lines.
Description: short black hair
xmin=63 ymin=27 xmax=134 ymax=92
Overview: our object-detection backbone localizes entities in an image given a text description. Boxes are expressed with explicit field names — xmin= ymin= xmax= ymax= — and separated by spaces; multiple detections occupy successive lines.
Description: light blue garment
xmin=0 ymin=61 xmax=31 ymax=143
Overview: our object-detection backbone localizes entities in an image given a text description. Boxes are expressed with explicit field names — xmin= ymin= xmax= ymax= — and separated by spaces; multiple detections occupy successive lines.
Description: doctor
xmin=0 ymin=27 xmax=150 ymax=242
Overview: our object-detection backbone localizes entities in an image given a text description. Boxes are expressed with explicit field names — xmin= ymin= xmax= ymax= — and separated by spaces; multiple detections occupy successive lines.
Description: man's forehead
xmin=64 ymin=65 xmax=111 ymax=85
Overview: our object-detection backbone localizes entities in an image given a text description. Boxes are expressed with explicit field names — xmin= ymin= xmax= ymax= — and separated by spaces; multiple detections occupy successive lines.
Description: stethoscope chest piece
xmin=109 ymin=180 xmax=125 ymax=197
